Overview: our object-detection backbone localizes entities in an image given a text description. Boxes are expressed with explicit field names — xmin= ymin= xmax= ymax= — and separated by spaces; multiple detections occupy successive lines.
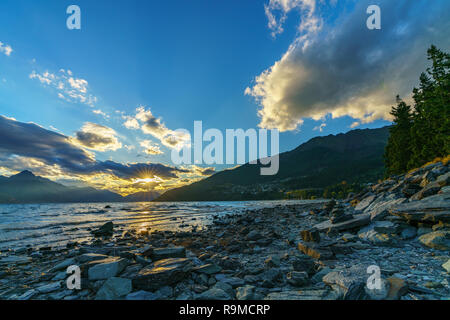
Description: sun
xmin=134 ymin=176 xmax=163 ymax=184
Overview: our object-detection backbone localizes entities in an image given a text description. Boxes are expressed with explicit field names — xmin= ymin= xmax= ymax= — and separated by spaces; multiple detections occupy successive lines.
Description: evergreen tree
xmin=384 ymin=96 xmax=413 ymax=175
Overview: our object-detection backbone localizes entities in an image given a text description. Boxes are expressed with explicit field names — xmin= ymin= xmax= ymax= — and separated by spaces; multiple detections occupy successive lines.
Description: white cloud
xmin=29 ymin=69 xmax=97 ymax=107
xmin=313 ymin=123 xmax=326 ymax=132
xmin=247 ymin=0 xmax=450 ymax=132
xmin=0 ymin=41 xmax=13 ymax=56
xmin=93 ymin=109 xmax=110 ymax=119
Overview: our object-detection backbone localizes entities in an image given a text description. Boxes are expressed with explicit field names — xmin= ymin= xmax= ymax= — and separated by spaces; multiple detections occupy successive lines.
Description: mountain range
xmin=0 ymin=170 xmax=160 ymax=204
xmin=156 ymin=126 xmax=391 ymax=201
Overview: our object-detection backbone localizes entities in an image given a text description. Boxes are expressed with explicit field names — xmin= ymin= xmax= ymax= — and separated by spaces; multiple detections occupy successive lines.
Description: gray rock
xmin=390 ymin=195 xmax=450 ymax=223
xmin=355 ymin=195 xmax=376 ymax=211
xmin=442 ymin=259 xmax=450 ymax=273
xmin=314 ymin=213 xmax=371 ymax=233
xmin=247 ymin=230 xmax=262 ymax=241
xmin=88 ymin=257 xmax=129 ymax=280
xmin=400 ymin=227 xmax=417 ymax=239
xmin=49 ymin=258 xmax=76 ymax=273
xmin=0 ymin=255 xmax=32 ymax=265
xmin=76 ymin=253 xmax=109 ymax=264
xmin=92 ymin=222 xmax=114 ymax=237
xmin=322 ymin=266 xmax=371 ymax=300
xmin=194 ymin=264 xmax=222 ymax=275
xmin=18 ymin=289 xmax=37 ymax=300
xmin=418 ymin=231 xmax=450 ymax=250
xmin=95 ymin=277 xmax=132 ymax=300
xmin=264 ymin=289 xmax=331 ymax=300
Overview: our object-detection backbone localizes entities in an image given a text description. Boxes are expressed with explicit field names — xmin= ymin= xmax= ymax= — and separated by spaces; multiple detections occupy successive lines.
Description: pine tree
xmin=384 ymin=96 xmax=413 ymax=175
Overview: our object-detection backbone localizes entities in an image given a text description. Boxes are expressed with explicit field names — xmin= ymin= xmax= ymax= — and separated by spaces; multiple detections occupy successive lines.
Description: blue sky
xmin=0 ymin=0 xmax=448 ymax=194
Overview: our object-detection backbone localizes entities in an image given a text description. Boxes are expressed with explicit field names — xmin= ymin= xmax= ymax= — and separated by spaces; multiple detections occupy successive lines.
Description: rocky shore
xmin=0 ymin=161 xmax=449 ymax=300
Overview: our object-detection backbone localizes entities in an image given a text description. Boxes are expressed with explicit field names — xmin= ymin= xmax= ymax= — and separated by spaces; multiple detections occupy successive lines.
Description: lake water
xmin=0 ymin=200 xmax=320 ymax=251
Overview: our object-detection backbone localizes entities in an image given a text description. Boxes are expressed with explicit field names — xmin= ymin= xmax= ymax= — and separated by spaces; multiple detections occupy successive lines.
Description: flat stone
xmin=314 ymin=214 xmax=371 ymax=233
xmin=132 ymin=258 xmax=192 ymax=291
xmin=196 ymin=287 xmax=231 ymax=300
xmin=36 ymin=282 xmax=61 ymax=293
xmin=236 ymin=285 xmax=261 ymax=300
xmin=194 ymin=264 xmax=222 ymax=275
xmin=76 ymin=253 xmax=109 ymax=264
xmin=126 ymin=290 xmax=160 ymax=300
xmin=390 ymin=195 xmax=450 ymax=223
xmin=367 ymin=198 xmax=407 ymax=221
xmin=151 ymin=247 xmax=186 ymax=261
xmin=297 ymin=242 xmax=334 ymax=260
xmin=286 ymin=271 xmax=309 ymax=287
xmin=18 ymin=289 xmax=37 ymax=300
xmin=442 ymin=259 xmax=450 ymax=273
xmin=355 ymin=195 xmax=376 ymax=211
xmin=264 ymin=289 xmax=331 ymax=300
xmin=87 ymin=257 xmax=129 ymax=280
xmin=49 ymin=258 xmax=76 ymax=272
xmin=95 ymin=277 xmax=132 ymax=300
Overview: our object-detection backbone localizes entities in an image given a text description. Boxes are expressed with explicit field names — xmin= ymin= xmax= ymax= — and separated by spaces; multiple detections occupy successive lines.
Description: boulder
xmin=95 ymin=277 xmax=132 ymax=300
xmin=91 ymin=222 xmax=114 ymax=237
xmin=132 ymin=258 xmax=192 ymax=291
xmin=286 ymin=271 xmax=309 ymax=287
xmin=196 ymin=287 xmax=231 ymax=300
xmin=193 ymin=264 xmax=222 ymax=275
xmin=355 ymin=195 xmax=376 ymax=211
xmin=236 ymin=285 xmax=263 ymax=300
xmin=87 ymin=257 xmax=129 ymax=280
xmin=410 ymin=181 xmax=441 ymax=200
xmin=386 ymin=278 xmax=408 ymax=300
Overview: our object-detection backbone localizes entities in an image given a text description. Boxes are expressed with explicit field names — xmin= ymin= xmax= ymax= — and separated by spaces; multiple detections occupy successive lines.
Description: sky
xmin=0 ymin=0 xmax=449 ymax=195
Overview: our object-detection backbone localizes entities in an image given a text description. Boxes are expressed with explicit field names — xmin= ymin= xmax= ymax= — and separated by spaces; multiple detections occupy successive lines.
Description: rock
xmin=49 ymin=258 xmax=76 ymax=272
xmin=36 ymin=282 xmax=61 ymax=294
xmin=213 ymin=281 xmax=235 ymax=298
xmin=400 ymin=227 xmax=417 ymax=240
xmin=323 ymin=265 xmax=382 ymax=300
xmin=126 ymin=290 xmax=160 ymax=300
xmin=0 ymin=255 xmax=32 ymax=265
xmin=297 ymin=242 xmax=334 ymax=260
xmin=418 ymin=231 xmax=450 ymax=250
xmin=368 ymin=198 xmax=406 ymax=221
xmin=386 ymin=278 xmax=408 ymax=300
xmin=286 ymin=271 xmax=309 ymax=287
xmin=389 ymin=195 xmax=450 ymax=223
xmin=442 ymin=259 xmax=450 ymax=273
xmin=355 ymin=195 xmax=376 ymax=211
xmin=246 ymin=230 xmax=262 ymax=241
xmin=87 ymin=257 xmax=129 ymax=280
xmin=436 ymin=172 xmax=450 ymax=186
xmin=132 ymin=258 xmax=192 ymax=291
xmin=236 ymin=285 xmax=258 ymax=300
xmin=314 ymin=214 xmax=371 ymax=233
xmin=194 ymin=264 xmax=222 ymax=275
xmin=410 ymin=181 xmax=441 ymax=200
xmin=358 ymin=223 xmax=396 ymax=246
xmin=18 ymin=289 xmax=37 ymax=300
xmin=95 ymin=277 xmax=132 ymax=300
xmin=264 ymin=289 xmax=331 ymax=300
xmin=292 ymin=255 xmax=316 ymax=274
xmin=76 ymin=253 xmax=109 ymax=264
xmin=196 ymin=287 xmax=231 ymax=300
xmin=264 ymin=255 xmax=281 ymax=268
xmin=300 ymin=229 xmax=321 ymax=242
xmin=219 ymin=277 xmax=245 ymax=288
xmin=311 ymin=267 xmax=332 ymax=284
xmin=92 ymin=222 xmax=114 ymax=237
xmin=151 ymin=247 xmax=186 ymax=261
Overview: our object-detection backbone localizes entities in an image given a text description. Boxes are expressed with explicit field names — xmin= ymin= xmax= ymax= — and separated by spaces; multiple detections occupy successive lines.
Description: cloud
xmin=73 ymin=122 xmax=122 ymax=152
xmin=29 ymin=69 xmax=97 ymax=107
xmin=0 ymin=41 xmax=13 ymax=56
xmin=92 ymin=109 xmax=109 ymax=119
xmin=124 ymin=106 xmax=190 ymax=149
xmin=140 ymin=140 xmax=163 ymax=155
xmin=0 ymin=115 xmax=189 ymax=181
xmin=247 ymin=0 xmax=450 ymax=132
xmin=313 ymin=123 xmax=326 ymax=132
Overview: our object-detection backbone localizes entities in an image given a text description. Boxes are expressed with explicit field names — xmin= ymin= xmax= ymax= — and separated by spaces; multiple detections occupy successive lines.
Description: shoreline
xmin=0 ymin=161 xmax=449 ymax=300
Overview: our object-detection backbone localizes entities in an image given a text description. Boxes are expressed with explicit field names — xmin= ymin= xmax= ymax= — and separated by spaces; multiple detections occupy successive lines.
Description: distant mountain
xmin=123 ymin=191 xmax=161 ymax=202
xmin=156 ymin=126 xmax=391 ymax=201
xmin=0 ymin=170 xmax=124 ymax=204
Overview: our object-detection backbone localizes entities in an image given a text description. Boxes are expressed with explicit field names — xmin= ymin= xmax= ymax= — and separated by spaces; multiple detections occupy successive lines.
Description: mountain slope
xmin=123 ymin=191 xmax=161 ymax=202
xmin=156 ymin=126 xmax=391 ymax=201
xmin=0 ymin=171 xmax=124 ymax=204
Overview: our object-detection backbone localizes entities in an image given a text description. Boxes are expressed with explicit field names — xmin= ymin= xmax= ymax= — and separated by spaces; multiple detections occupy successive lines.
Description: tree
xmin=408 ymin=46 xmax=450 ymax=169
xmin=384 ymin=96 xmax=413 ymax=175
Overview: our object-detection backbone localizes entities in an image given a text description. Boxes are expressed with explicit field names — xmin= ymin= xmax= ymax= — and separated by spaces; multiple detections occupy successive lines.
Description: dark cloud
xmin=0 ymin=116 xmax=189 ymax=180
xmin=74 ymin=122 xmax=122 ymax=151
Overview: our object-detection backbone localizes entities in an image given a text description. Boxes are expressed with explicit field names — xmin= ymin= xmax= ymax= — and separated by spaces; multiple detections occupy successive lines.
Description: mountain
xmin=156 ymin=126 xmax=391 ymax=201
xmin=0 ymin=171 xmax=124 ymax=204
xmin=123 ymin=191 xmax=161 ymax=202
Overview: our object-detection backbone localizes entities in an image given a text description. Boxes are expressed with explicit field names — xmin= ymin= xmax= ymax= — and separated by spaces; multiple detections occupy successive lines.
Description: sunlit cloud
xmin=73 ymin=122 xmax=122 ymax=152
xmin=29 ymin=69 xmax=97 ymax=107
xmin=0 ymin=41 xmax=13 ymax=56
xmin=139 ymin=140 xmax=163 ymax=155
xmin=247 ymin=0 xmax=450 ymax=132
